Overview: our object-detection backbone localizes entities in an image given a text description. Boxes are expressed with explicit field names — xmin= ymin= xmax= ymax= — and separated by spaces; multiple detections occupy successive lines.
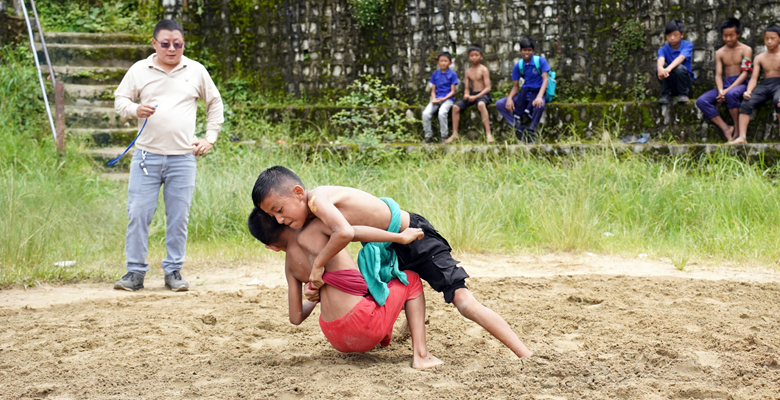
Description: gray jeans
xmin=125 ymin=150 xmax=197 ymax=275
xmin=422 ymin=99 xmax=453 ymax=138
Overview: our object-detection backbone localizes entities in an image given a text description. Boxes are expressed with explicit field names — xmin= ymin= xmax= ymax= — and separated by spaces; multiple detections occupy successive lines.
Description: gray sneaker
xmin=658 ymin=94 xmax=672 ymax=104
xmin=114 ymin=272 xmax=145 ymax=291
xmin=676 ymin=95 xmax=689 ymax=103
xmin=164 ymin=271 xmax=189 ymax=292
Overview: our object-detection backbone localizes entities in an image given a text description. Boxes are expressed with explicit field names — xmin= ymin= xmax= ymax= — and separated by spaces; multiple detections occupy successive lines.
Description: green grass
xmin=3 ymin=44 xmax=780 ymax=287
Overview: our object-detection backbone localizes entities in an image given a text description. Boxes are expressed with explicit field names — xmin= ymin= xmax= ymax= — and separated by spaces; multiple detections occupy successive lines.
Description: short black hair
xmin=153 ymin=19 xmax=184 ymax=39
xmin=766 ymin=24 xmax=780 ymax=37
xmin=467 ymin=45 xmax=483 ymax=55
xmin=251 ymin=166 xmax=305 ymax=207
xmin=664 ymin=20 xmax=685 ymax=35
xmin=247 ymin=207 xmax=285 ymax=246
xmin=719 ymin=18 xmax=742 ymax=34
xmin=519 ymin=37 xmax=535 ymax=50
xmin=437 ymin=52 xmax=452 ymax=62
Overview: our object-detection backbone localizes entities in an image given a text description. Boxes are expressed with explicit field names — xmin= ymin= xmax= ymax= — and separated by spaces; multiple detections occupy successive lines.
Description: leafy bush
xmin=331 ymin=75 xmax=418 ymax=145
xmin=348 ymin=0 xmax=389 ymax=28
xmin=36 ymin=0 xmax=161 ymax=34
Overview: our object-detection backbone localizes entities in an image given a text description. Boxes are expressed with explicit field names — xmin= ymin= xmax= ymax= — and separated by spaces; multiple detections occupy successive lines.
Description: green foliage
xmin=331 ymin=75 xmax=419 ymax=145
xmin=608 ymin=20 xmax=646 ymax=66
xmin=35 ymin=0 xmax=161 ymax=34
xmin=348 ymin=0 xmax=389 ymax=28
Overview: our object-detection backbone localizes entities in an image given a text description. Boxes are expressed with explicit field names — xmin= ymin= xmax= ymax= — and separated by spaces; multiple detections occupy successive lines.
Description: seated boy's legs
xmin=736 ymin=78 xmax=780 ymax=143
xmin=514 ymin=89 xmax=544 ymax=143
xmin=496 ymin=89 xmax=529 ymax=128
xmin=695 ymin=76 xmax=745 ymax=140
xmin=390 ymin=213 xmax=533 ymax=358
xmin=450 ymin=93 xmax=493 ymax=143
xmin=436 ymin=100 xmax=454 ymax=140
xmin=654 ymin=64 xmax=692 ymax=102
xmin=422 ymin=102 xmax=442 ymax=141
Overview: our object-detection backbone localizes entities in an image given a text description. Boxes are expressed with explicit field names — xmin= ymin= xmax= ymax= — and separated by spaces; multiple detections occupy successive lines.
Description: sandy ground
xmin=1 ymin=252 xmax=779 ymax=399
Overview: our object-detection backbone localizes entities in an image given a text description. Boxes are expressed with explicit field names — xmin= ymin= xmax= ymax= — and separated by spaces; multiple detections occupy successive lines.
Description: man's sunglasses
xmin=154 ymin=39 xmax=184 ymax=49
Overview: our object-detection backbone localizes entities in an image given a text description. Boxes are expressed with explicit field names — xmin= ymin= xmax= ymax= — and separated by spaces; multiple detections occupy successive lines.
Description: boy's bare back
xmin=756 ymin=49 xmax=780 ymax=78
xmin=307 ymin=186 xmax=411 ymax=232
xmin=716 ymin=42 xmax=751 ymax=77
xmin=465 ymin=64 xmax=490 ymax=93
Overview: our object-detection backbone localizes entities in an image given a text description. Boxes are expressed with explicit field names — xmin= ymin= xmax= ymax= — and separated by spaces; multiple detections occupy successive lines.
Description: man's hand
xmin=309 ymin=265 xmax=325 ymax=289
xmin=192 ymin=139 xmax=213 ymax=156
xmin=304 ymin=286 xmax=320 ymax=303
xmin=463 ymin=94 xmax=471 ymax=101
xmin=399 ymin=228 xmax=424 ymax=244
xmin=532 ymin=96 xmax=544 ymax=108
xmin=657 ymin=68 xmax=670 ymax=80
xmin=743 ymin=91 xmax=752 ymax=100
xmin=137 ymin=104 xmax=157 ymax=118
xmin=505 ymin=98 xmax=515 ymax=113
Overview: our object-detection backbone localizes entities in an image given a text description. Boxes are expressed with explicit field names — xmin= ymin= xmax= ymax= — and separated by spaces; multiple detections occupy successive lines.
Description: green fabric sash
xmin=357 ymin=197 xmax=408 ymax=306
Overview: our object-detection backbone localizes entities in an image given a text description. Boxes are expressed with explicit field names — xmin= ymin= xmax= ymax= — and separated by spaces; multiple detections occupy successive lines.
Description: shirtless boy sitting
xmin=734 ymin=24 xmax=780 ymax=144
xmin=247 ymin=207 xmax=443 ymax=369
xmin=448 ymin=44 xmax=493 ymax=144
xmin=252 ymin=166 xmax=533 ymax=359
xmin=694 ymin=18 xmax=752 ymax=141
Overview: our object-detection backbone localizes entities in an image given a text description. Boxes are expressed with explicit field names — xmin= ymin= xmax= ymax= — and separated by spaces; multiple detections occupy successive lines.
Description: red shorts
xmin=319 ymin=271 xmax=423 ymax=353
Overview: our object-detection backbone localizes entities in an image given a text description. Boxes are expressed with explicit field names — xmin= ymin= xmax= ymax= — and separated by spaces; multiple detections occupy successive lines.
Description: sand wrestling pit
xmin=1 ymin=253 xmax=779 ymax=399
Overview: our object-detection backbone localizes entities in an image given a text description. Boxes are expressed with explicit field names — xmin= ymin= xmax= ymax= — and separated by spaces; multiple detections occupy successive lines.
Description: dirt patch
xmin=1 ymin=253 xmax=779 ymax=399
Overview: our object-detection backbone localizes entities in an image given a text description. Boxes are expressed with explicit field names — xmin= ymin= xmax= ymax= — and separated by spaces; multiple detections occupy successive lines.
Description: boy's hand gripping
xmin=309 ymin=265 xmax=325 ymax=289
xmin=399 ymin=228 xmax=425 ymax=244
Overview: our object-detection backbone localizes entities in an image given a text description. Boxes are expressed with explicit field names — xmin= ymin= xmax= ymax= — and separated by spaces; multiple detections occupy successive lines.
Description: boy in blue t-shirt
xmin=655 ymin=20 xmax=696 ymax=104
xmin=422 ymin=52 xmax=458 ymax=143
xmin=495 ymin=37 xmax=550 ymax=143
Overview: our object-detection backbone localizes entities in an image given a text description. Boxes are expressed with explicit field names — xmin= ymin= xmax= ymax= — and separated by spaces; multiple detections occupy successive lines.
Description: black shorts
xmin=454 ymin=92 xmax=492 ymax=111
xmin=390 ymin=213 xmax=469 ymax=303
xmin=739 ymin=77 xmax=780 ymax=115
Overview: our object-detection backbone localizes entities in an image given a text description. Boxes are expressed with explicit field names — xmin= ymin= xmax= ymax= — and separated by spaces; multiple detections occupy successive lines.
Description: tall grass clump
xmin=0 ymin=46 xmax=127 ymax=286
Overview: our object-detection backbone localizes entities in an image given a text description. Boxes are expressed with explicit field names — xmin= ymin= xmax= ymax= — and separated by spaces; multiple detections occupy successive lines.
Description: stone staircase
xmin=38 ymin=32 xmax=153 ymax=172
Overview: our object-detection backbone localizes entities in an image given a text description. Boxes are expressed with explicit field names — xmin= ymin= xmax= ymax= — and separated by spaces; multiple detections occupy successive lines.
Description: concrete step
xmin=39 ymin=32 xmax=148 ymax=45
xmin=63 ymin=84 xmax=116 ymax=106
xmin=37 ymin=43 xmax=152 ymax=68
xmin=53 ymin=66 xmax=127 ymax=85
xmin=69 ymin=127 xmax=138 ymax=147
xmin=65 ymin=106 xmax=135 ymax=129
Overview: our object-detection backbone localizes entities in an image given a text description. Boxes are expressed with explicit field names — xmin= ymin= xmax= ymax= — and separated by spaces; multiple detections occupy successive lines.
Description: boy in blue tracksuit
xmin=421 ymin=52 xmax=458 ymax=143
xmin=495 ymin=37 xmax=550 ymax=143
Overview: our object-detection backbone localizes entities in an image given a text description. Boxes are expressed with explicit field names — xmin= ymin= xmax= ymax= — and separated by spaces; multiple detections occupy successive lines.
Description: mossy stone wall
xmin=167 ymin=0 xmax=778 ymax=103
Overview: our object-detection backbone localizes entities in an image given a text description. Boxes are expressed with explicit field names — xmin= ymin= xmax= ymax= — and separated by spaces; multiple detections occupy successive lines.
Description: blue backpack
xmin=517 ymin=55 xmax=557 ymax=102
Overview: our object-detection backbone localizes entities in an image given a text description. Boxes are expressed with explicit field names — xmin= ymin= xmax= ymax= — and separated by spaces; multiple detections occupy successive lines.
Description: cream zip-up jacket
xmin=115 ymin=54 xmax=224 ymax=155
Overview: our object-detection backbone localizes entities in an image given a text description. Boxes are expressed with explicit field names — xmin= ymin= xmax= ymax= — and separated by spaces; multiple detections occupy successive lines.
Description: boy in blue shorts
xmin=655 ymin=20 xmax=696 ymax=104
xmin=422 ymin=52 xmax=458 ymax=143
xmin=495 ymin=37 xmax=550 ymax=143
xmin=695 ymin=18 xmax=752 ymax=141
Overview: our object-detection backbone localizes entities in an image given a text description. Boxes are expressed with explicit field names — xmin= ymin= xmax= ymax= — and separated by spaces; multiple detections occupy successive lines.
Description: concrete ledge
xmin=243 ymin=141 xmax=780 ymax=161
xmin=242 ymin=102 xmax=779 ymax=144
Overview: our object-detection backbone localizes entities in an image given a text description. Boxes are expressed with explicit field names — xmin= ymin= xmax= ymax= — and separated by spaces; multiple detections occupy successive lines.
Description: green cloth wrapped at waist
xmin=357 ymin=197 xmax=408 ymax=306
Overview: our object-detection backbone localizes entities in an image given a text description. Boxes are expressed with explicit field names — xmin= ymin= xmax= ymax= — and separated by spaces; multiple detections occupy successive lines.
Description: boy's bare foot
xmin=728 ymin=137 xmax=747 ymax=145
xmin=723 ymin=126 xmax=735 ymax=142
xmin=486 ymin=134 xmax=495 ymax=144
xmin=444 ymin=133 xmax=459 ymax=144
xmin=412 ymin=353 xmax=444 ymax=370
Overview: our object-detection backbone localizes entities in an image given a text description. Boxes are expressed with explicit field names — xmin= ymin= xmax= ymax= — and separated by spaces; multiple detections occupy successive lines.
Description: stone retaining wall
xmin=165 ymin=0 xmax=779 ymax=102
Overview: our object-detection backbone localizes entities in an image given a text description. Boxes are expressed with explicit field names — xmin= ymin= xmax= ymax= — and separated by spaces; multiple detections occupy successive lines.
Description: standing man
xmin=113 ymin=19 xmax=223 ymax=291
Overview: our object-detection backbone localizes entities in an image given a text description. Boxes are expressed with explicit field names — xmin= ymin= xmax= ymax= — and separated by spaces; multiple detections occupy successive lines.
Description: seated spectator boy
xmin=422 ymin=52 xmax=458 ymax=143
xmin=447 ymin=45 xmax=493 ymax=144
xmin=733 ymin=25 xmax=780 ymax=144
xmin=655 ymin=20 xmax=696 ymax=104
xmin=495 ymin=37 xmax=550 ymax=143
xmin=695 ymin=18 xmax=752 ymax=141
